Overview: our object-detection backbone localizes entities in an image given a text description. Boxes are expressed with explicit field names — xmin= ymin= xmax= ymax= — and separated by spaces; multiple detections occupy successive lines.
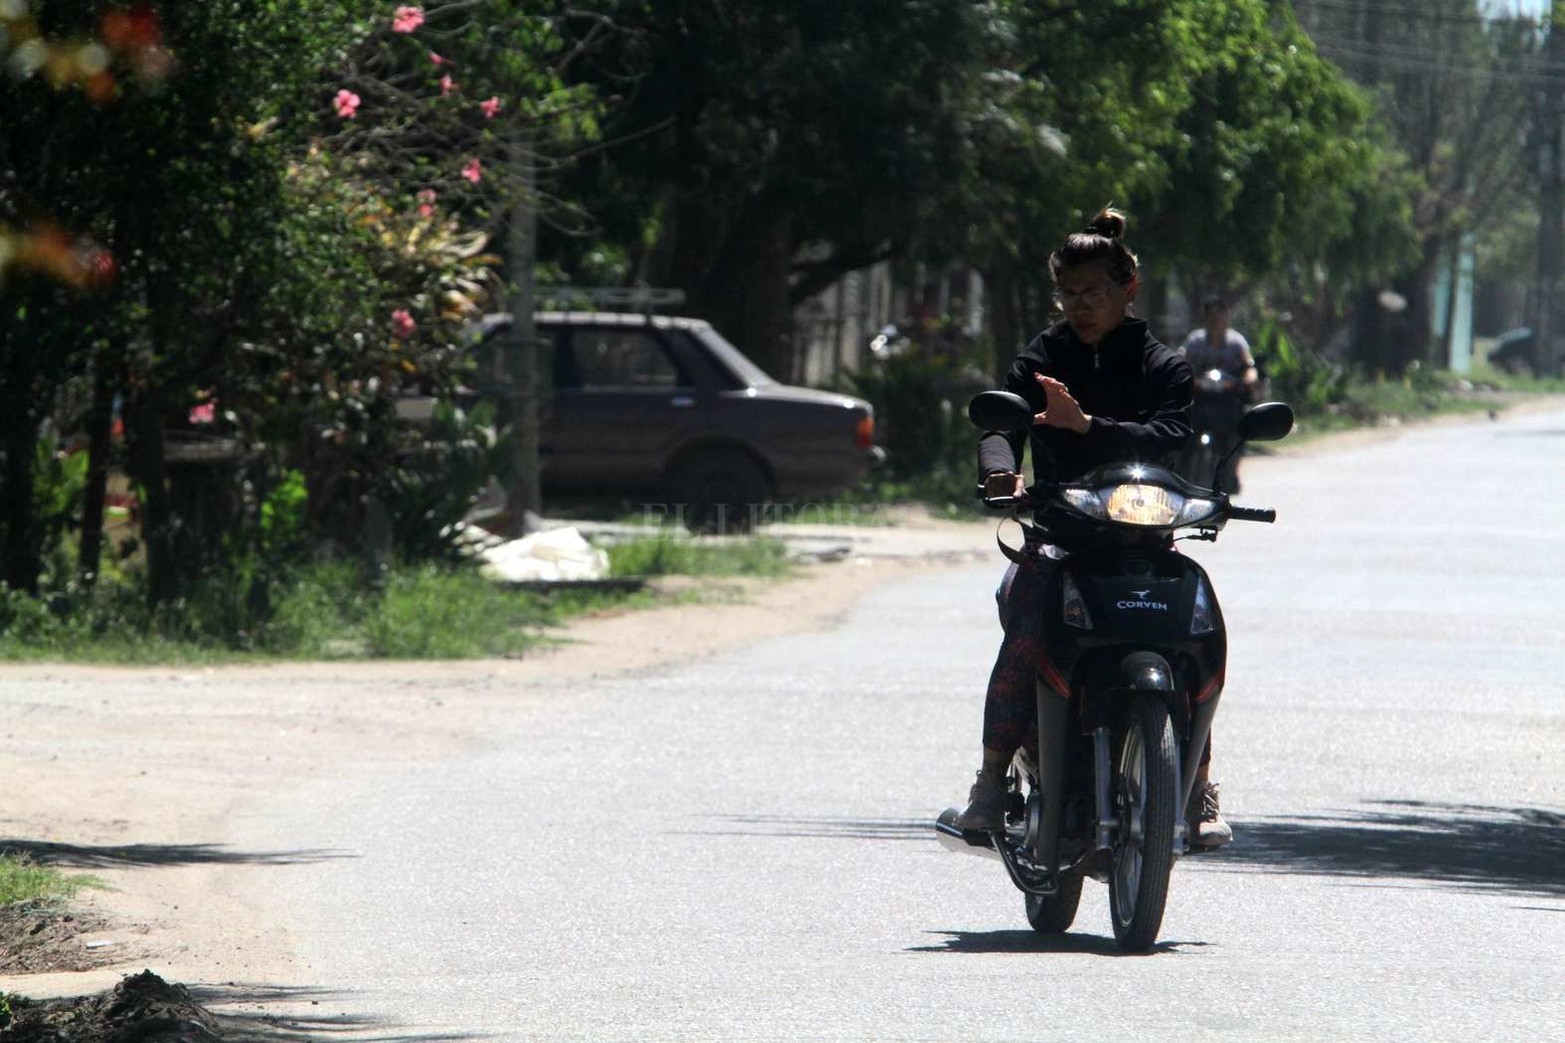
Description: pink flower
xmin=392 ymin=6 xmax=424 ymax=33
xmin=429 ymin=51 xmax=446 ymax=66
xmin=440 ymin=74 xmax=456 ymax=96
xmin=461 ymin=159 xmax=482 ymax=184
xmin=189 ymin=401 xmax=216 ymax=425
xmin=333 ymin=89 xmax=361 ymax=119
xmin=416 ymin=188 xmax=437 ymax=217
xmin=480 ymin=96 xmax=501 ymax=119
xmin=391 ymin=309 xmax=417 ymax=339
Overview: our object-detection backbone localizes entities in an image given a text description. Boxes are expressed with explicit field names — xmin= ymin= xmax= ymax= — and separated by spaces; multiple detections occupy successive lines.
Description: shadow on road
xmin=1210 ymin=800 xmax=1565 ymax=897
xmin=677 ymin=815 xmax=932 ymax=841
xmin=194 ymin=983 xmax=480 ymax=1043
xmin=907 ymin=929 xmax=1206 ymax=957
xmin=0 ymin=838 xmax=353 ymax=868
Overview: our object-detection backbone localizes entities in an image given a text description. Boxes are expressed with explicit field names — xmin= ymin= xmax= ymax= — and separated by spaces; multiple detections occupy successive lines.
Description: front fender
xmin=1117 ymin=651 xmax=1175 ymax=693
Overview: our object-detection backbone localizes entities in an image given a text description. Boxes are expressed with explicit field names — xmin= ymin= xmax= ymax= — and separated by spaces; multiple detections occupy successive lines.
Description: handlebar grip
xmin=1228 ymin=505 xmax=1277 ymax=524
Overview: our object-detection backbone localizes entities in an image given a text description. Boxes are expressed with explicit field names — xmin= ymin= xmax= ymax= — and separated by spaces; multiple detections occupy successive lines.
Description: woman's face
xmin=1054 ymin=263 xmax=1136 ymax=347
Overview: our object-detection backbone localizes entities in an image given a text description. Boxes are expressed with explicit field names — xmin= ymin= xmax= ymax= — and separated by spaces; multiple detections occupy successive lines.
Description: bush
xmin=1252 ymin=320 xmax=1348 ymax=416
xmin=843 ymin=338 xmax=990 ymax=510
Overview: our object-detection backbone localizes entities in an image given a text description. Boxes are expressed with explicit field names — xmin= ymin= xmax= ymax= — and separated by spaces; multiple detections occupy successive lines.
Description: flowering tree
xmin=318 ymin=1 xmax=611 ymax=530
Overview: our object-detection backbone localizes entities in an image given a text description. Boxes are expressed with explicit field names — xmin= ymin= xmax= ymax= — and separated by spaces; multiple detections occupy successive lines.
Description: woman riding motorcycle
xmin=954 ymin=207 xmax=1233 ymax=848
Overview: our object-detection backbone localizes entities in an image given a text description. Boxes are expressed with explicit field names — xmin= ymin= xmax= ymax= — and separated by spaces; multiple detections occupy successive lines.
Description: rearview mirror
xmin=1237 ymin=401 xmax=1295 ymax=443
xmin=967 ymin=390 xmax=1033 ymax=433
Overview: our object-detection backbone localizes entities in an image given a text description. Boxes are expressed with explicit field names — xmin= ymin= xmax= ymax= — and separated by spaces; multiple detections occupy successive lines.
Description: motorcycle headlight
xmin=1101 ymin=483 xmax=1222 ymax=528
xmin=1104 ymin=483 xmax=1180 ymax=526
xmin=1060 ymin=488 xmax=1105 ymax=518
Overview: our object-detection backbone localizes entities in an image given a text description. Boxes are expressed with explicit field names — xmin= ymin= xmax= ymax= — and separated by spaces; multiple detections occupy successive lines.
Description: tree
xmin=325 ymin=1 xmax=608 ymax=530
xmin=1294 ymin=0 xmax=1549 ymax=371
xmin=550 ymin=0 xmax=994 ymax=377
xmin=0 ymin=2 xmax=498 ymax=603
xmin=956 ymin=0 xmax=1417 ymax=371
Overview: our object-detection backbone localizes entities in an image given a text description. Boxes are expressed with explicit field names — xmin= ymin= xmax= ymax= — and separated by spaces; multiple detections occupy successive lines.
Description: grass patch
xmin=0 ymin=531 xmax=804 ymax=663
xmin=0 ymin=855 xmax=100 ymax=907
xmin=0 ymin=561 xmax=568 ymax=663
xmin=605 ymin=533 xmax=793 ymax=578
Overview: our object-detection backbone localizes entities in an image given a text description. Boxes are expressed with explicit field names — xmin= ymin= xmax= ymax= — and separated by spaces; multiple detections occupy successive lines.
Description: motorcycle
xmin=936 ymin=391 xmax=1294 ymax=951
xmin=1176 ymin=368 xmax=1248 ymax=494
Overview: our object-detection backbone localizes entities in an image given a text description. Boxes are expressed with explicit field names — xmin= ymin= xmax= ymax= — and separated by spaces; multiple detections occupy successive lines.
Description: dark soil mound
xmin=2 ymin=971 xmax=220 ymax=1042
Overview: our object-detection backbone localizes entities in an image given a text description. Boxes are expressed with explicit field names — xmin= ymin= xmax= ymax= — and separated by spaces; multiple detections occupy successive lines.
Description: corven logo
xmin=1116 ymin=588 xmax=1169 ymax=611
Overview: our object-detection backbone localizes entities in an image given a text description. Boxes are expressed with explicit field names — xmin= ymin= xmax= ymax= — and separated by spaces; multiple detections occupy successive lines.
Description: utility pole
xmin=1537 ymin=0 xmax=1564 ymax=377
xmin=503 ymin=134 xmax=542 ymax=535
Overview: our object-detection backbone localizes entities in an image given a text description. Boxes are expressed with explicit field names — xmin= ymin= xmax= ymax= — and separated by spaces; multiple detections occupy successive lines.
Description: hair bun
xmin=1084 ymin=206 xmax=1127 ymax=240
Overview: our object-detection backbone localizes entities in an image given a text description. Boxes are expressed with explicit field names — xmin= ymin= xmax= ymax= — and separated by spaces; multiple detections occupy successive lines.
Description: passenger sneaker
xmin=1188 ymin=779 xmax=1233 ymax=848
xmin=955 ymin=769 xmax=1008 ymax=832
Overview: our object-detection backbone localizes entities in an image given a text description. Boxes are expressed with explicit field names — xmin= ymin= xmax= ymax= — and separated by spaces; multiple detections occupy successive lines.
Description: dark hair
xmin=1049 ymin=206 xmax=1139 ymax=286
xmin=1202 ymin=294 xmax=1228 ymax=315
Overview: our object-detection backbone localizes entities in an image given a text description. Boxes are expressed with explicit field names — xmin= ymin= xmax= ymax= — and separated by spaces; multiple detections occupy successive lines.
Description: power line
xmin=1309 ymin=32 xmax=1565 ymax=84
xmin=1297 ymin=0 xmax=1546 ymax=30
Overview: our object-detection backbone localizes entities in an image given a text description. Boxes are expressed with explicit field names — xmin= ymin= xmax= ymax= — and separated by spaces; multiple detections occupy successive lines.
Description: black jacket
xmin=978 ymin=318 xmax=1193 ymax=483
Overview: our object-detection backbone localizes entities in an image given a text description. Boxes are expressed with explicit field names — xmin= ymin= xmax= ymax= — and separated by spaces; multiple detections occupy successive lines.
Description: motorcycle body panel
xmin=1020 ymin=545 xmax=1228 ymax=876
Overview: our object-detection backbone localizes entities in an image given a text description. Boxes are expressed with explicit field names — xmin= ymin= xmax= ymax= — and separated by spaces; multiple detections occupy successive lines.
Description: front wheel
xmin=1108 ymin=696 xmax=1178 ymax=951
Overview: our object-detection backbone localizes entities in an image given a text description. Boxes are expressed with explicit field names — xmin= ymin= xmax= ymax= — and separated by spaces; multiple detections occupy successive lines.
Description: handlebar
xmin=1226 ymin=505 xmax=1277 ymax=524
xmin=977 ymin=483 xmax=1277 ymax=524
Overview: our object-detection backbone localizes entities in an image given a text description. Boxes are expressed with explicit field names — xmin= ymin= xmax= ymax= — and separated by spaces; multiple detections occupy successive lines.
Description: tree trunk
xmin=1397 ymin=249 xmax=1443 ymax=373
xmin=985 ymin=262 xmax=1022 ymax=383
xmin=126 ymin=386 xmax=178 ymax=606
xmin=1 ymin=417 xmax=39 ymax=596
xmin=696 ymin=204 xmax=796 ymax=379
xmin=0 ymin=316 xmax=40 ymax=596
xmin=77 ymin=354 xmax=118 ymax=589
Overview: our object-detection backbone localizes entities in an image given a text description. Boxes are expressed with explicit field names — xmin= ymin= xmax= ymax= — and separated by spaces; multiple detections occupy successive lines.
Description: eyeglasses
xmin=1052 ymin=286 xmax=1114 ymax=311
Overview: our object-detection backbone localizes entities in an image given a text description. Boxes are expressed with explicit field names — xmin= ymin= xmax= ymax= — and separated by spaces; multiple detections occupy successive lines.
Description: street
xmin=240 ymin=406 xmax=1565 ymax=1042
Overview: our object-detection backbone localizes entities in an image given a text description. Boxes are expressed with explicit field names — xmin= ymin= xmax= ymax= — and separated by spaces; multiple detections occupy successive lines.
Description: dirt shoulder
xmin=0 ymin=509 xmax=993 ymax=1011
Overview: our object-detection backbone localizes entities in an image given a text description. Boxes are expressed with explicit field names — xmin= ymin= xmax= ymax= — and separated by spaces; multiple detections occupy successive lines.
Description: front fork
xmin=1033 ymin=675 xmax=1223 ymax=869
xmin=1092 ymin=724 xmax=1186 ymax=855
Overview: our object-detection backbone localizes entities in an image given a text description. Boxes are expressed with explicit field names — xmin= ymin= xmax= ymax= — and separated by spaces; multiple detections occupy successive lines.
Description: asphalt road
xmin=243 ymin=405 xmax=1565 ymax=1042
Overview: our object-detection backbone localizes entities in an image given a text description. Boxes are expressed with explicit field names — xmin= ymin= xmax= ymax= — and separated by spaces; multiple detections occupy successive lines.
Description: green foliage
xmin=846 ymin=352 xmax=979 ymax=488
xmin=1253 ymin=320 xmax=1349 ymax=416
xmin=551 ymin=0 xmax=992 ymax=364
xmin=0 ymin=560 xmax=565 ymax=662
xmin=359 ymin=566 xmax=557 ymax=659
xmin=259 ymin=470 xmax=309 ymax=561
xmin=386 ymin=402 xmax=508 ymax=564
xmin=0 ymin=854 xmax=100 ymax=906
xmin=606 ymin=535 xmax=793 ymax=579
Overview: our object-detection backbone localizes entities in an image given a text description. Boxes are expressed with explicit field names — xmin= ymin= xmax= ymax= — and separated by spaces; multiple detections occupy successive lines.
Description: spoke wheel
xmin=1108 ymin=696 xmax=1178 ymax=951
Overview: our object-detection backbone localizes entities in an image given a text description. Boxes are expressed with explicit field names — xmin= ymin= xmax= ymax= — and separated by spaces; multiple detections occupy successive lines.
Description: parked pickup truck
xmin=466 ymin=312 xmax=881 ymax=531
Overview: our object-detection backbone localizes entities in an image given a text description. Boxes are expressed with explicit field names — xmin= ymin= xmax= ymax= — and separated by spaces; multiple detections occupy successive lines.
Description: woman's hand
xmin=1032 ymin=373 xmax=1093 ymax=434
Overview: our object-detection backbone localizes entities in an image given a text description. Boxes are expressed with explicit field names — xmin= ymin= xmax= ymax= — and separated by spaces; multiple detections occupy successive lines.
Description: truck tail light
xmin=855 ymin=413 xmax=875 ymax=450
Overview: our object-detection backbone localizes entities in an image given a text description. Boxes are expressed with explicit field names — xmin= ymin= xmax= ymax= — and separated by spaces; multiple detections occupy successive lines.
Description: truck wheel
xmin=669 ymin=450 xmax=770 ymax=534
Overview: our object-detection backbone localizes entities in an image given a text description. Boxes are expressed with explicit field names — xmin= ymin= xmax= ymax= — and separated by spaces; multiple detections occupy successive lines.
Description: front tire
xmin=1108 ymin=696 xmax=1178 ymax=951
xmin=1024 ymin=873 xmax=1083 ymax=934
